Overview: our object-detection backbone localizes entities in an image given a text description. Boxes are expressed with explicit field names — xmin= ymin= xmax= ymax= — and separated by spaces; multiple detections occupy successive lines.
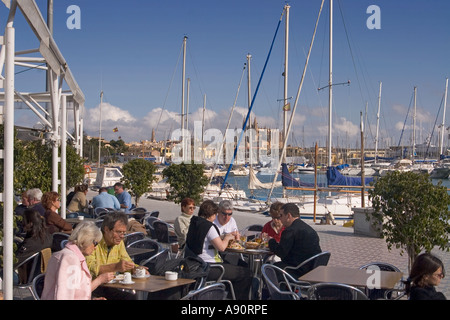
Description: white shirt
xmin=213 ymin=216 xmax=238 ymax=235
xmin=198 ymin=225 xmax=223 ymax=263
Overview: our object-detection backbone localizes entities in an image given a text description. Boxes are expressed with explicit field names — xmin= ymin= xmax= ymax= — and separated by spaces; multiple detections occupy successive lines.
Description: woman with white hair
xmin=42 ymin=222 xmax=114 ymax=300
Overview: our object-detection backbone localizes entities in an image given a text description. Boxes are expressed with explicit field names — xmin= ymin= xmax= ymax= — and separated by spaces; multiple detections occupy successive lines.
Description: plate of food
xmin=227 ymin=242 xmax=245 ymax=250
xmin=245 ymin=241 xmax=260 ymax=249
xmin=114 ymin=274 xmax=125 ymax=281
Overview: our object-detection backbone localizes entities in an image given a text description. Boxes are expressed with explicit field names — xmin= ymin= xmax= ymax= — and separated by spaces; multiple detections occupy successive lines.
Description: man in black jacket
xmin=268 ymin=203 xmax=322 ymax=278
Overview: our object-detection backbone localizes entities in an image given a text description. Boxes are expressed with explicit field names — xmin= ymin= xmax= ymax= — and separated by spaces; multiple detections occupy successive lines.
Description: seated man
xmin=92 ymin=187 xmax=120 ymax=210
xmin=213 ymin=200 xmax=240 ymax=238
xmin=86 ymin=211 xmax=137 ymax=300
xmin=114 ymin=182 xmax=132 ymax=213
xmin=268 ymin=203 xmax=322 ymax=278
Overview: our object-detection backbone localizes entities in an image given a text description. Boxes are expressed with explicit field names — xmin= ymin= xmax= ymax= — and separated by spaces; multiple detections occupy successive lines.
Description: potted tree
xmin=121 ymin=158 xmax=157 ymax=207
xmin=162 ymin=161 xmax=209 ymax=204
xmin=368 ymin=170 xmax=450 ymax=271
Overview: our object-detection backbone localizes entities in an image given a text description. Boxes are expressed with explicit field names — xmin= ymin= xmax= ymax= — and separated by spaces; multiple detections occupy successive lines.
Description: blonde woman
xmin=42 ymin=222 xmax=114 ymax=300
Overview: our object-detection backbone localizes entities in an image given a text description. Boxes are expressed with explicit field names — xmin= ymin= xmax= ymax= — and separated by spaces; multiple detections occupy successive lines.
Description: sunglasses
xmin=221 ymin=211 xmax=233 ymax=216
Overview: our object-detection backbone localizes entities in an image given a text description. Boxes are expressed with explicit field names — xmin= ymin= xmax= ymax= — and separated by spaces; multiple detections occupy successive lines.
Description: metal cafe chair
xmin=153 ymin=220 xmax=178 ymax=257
xmin=31 ymin=273 xmax=46 ymax=300
xmin=307 ymin=282 xmax=369 ymax=300
xmin=181 ymin=283 xmax=228 ymax=300
xmin=123 ymin=231 xmax=146 ymax=247
xmin=359 ymin=262 xmax=405 ymax=300
xmin=284 ymin=251 xmax=331 ymax=277
xmin=261 ymin=263 xmax=310 ymax=300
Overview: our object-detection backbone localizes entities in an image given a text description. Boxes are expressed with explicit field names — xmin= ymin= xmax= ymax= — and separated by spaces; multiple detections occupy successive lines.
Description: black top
xmin=16 ymin=231 xmax=53 ymax=265
xmin=185 ymin=216 xmax=220 ymax=255
xmin=410 ymin=286 xmax=447 ymax=300
xmin=269 ymin=218 xmax=322 ymax=268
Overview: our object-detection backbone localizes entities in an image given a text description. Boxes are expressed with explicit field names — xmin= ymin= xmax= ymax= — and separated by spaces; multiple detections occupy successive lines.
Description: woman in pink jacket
xmin=42 ymin=221 xmax=114 ymax=300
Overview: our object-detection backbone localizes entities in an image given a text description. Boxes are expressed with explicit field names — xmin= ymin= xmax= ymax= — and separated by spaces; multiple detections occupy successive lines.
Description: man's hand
xmin=115 ymin=259 xmax=135 ymax=272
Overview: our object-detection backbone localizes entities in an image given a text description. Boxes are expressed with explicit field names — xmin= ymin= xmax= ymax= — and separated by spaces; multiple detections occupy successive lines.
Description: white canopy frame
xmin=0 ymin=0 xmax=85 ymax=299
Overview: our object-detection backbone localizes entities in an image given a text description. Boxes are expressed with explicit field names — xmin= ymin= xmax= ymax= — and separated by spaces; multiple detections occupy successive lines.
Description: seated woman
xmin=16 ymin=209 xmax=53 ymax=264
xmin=405 ymin=252 xmax=446 ymax=300
xmin=185 ymin=200 xmax=252 ymax=300
xmin=174 ymin=197 xmax=195 ymax=250
xmin=67 ymin=184 xmax=90 ymax=216
xmin=262 ymin=201 xmax=285 ymax=243
xmin=41 ymin=221 xmax=114 ymax=300
xmin=42 ymin=191 xmax=73 ymax=234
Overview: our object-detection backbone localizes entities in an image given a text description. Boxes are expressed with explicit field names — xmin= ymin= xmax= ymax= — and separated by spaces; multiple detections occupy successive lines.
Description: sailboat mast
xmin=413 ymin=86 xmax=417 ymax=161
xmin=375 ymin=81 xmax=382 ymax=163
xmin=440 ymin=78 xmax=448 ymax=155
xmin=181 ymin=36 xmax=187 ymax=162
xmin=202 ymin=94 xmax=206 ymax=163
xmin=247 ymin=53 xmax=252 ymax=168
xmin=98 ymin=91 xmax=103 ymax=168
xmin=283 ymin=4 xmax=290 ymax=156
xmin=327 ymin=0 xmax=333 ymax=167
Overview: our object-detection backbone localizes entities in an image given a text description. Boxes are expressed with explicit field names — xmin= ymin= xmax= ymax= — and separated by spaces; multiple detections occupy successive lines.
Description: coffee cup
xmin=123 ymin=272 xmax=132 ymax=283
xmin=77 ymin=215 xmax=84 ymax=221
xmin=165 ymin=271 xmax=178 ymax=281
xmin=135 ymin=267 xmax=146 ymax=278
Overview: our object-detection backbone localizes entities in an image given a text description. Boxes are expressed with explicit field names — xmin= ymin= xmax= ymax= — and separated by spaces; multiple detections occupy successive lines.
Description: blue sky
xmin=5 ymin=0 xmax=450 ymax=151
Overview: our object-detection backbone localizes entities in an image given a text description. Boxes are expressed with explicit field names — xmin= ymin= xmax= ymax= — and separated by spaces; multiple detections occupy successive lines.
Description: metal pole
xmin=3 ymin=23 xmax=15 ymax=301
xmin=61 ymin=95 xmax=67 ymax=218
xmin=375 ymin=82 xmax=382 ymax=163
xmin=413 ymin=86 xmax=417 ymax=161
xmin=314 ymin=142 xmax=318 ymax=223
xmin=440 ymin=78 xmax=448 ymax=155
xmin=98 ymin=91 xmax=103 ymax=167
xmin=328 ymin=0 xmax=333 ymax=168
xmin=181 ymin=36 xmax=187 ymax=162
xmin=360 ymin=112 xmax=365 ymax=207
xmin=282 ymin=4 xmax=289 ymax=199
xmin=51 ymin=71 xmax=59 ymax=192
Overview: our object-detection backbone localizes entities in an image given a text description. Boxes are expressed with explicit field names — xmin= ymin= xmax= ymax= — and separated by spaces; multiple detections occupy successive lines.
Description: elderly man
xmin=213 ymin=200 xmax=240 ymax=239
xmin=268 ymin=203 xmax=322 ymax=278
xmin=213 ymin=200 xmax=246 ymax=267
xmin=28 ymin=188 xmax=45 ymax=216
xmin=114 ymin=182 xmax=132 ymax=213
xmin=86 ymin=211 xmax=137 ymax=300
xmin=92 ymin=187 xmax=121 ymax=210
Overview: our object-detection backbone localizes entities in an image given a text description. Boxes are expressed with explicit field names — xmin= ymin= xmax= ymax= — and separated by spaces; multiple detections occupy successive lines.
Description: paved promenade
xmin=137 ymin=195 xmax=450 ymax=299
xmin=12 ymin=192 xmax=449 ymax=299
xmin=122 ymin=193 xmax=449 ymax=299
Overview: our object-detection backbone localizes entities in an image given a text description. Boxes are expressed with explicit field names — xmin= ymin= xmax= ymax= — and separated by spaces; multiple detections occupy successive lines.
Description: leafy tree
xmin=109 ymin=139 xmax=129 ymax=155
xmin=65 ymin=144 xmax=86 ymax=191
xmin=14 ymin=140 xmax=53 ymax=193
xmin=162 ymin=161 xmax=209 ymax=204
xmin=369 ymin=171 xmax=450 ymax=270
xmin=121 ymin=158 xmax=157 ymax=207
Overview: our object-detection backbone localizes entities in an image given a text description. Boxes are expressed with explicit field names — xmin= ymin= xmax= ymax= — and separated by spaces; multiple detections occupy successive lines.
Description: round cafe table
xmin=226 ymin=246 xmax=272 ymax=300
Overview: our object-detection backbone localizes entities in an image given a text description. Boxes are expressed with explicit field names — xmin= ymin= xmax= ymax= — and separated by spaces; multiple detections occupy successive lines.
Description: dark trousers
xmin=92 ymin=287 xmax=137 ymax=300
xmin=207 ymin=262 xmax=252 ymax=300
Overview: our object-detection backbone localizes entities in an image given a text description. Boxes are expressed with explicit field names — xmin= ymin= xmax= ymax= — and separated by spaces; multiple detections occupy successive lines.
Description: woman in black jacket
xmin=185 ymin=200 xmax=252 ymax=300
xmin=16 ymin=209 xmax=53 ymax=265
xmin=405 ymin=252 xmax=446 ymax=300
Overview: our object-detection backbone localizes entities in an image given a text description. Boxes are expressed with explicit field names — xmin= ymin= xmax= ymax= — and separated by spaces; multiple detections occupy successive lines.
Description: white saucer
xmin=132 ymin=274 xmax=150 ymax=279
xmin=119 ymin=280 xmax=135 ymax=284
